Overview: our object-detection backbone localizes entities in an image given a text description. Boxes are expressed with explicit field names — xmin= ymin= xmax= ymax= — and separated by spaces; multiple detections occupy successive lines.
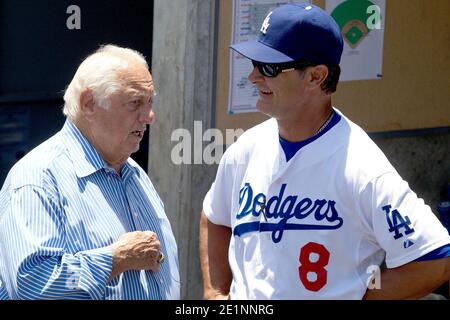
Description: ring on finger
xmin=158 ymin=252 xmax=165 ymax=264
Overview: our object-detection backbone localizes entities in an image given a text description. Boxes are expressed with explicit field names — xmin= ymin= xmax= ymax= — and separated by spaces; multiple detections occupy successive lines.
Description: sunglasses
xmin=251 ymin=60 xmax=316 ymax=78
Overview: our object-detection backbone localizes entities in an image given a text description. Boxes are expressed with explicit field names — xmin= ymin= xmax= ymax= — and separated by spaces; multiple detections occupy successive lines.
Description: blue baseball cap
xmin=230 ymin=3 xmax=343 ymax=65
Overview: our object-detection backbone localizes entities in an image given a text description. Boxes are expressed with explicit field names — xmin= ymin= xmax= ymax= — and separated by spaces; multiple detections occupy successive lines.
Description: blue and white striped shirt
xmin=0 ymin=120 xmax=180 ymax=300
xmin=0 ymin=279 xmax=8 ymax=300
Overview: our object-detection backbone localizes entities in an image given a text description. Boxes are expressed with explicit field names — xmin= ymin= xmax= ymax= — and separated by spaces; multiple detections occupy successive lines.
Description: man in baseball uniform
xmin=200 ymin=3 xmax=450 ymax=299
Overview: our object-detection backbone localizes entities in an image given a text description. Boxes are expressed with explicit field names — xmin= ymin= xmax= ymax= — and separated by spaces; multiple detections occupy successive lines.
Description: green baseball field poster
xmin=325 ymin=0 xmax=385 ymax=81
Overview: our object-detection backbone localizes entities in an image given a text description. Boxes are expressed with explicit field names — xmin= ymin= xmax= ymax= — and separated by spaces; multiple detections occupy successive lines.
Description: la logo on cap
xmin=260 ymin=11 xmax=273 ymax=34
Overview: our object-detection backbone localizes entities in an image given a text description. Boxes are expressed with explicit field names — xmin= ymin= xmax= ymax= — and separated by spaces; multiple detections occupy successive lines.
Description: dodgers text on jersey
xmin=234 ymin=183 xmax=344 ymax=243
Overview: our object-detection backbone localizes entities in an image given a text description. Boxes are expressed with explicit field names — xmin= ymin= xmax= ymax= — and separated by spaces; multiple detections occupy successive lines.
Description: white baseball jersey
xmin=203 ymin=108 xmax=450 ymax=299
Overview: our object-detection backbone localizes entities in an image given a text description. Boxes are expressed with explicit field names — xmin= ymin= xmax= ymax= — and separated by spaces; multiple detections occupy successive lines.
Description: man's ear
xmin=79 ymin=88 xmax=96 ymax=119
xmin=307 ymin=65 xmax=329 ymax=89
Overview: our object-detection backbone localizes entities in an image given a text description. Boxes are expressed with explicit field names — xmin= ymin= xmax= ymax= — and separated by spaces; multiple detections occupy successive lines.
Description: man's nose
xmin=248 ymin=65 xmax=263 ymax=83
xmin=141 ymin=105 xmax=155 ymax=125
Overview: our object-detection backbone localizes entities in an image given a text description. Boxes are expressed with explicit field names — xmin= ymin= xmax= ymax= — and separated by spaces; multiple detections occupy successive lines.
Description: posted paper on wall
xmin=228 ymin=0 xmax=386 ymax=114
xmin=326 ymin=0 xmax=386 ymax=82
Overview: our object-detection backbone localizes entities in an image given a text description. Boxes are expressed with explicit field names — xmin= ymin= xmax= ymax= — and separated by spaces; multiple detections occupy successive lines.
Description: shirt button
xmin=134 ymin=212 xmax=138 ymax=217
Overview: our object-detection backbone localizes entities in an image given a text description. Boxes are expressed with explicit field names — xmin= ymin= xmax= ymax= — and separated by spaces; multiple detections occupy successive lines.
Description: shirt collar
xmin=61 ymin=119 xmax=140 ymax=179
xmin=121 ymin=160 xmax=141 ymax=181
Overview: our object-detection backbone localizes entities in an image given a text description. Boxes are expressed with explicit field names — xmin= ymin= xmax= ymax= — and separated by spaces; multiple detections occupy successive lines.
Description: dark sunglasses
xmin=251 ymin=60 xmax=316 ymax=78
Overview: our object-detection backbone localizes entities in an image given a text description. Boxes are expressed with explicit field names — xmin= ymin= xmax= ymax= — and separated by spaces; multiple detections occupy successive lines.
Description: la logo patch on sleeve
xmin=381 ymin=204 xmax=415 ymax=241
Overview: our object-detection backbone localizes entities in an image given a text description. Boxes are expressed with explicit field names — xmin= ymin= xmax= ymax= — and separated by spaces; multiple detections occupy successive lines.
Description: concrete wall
xmin=372 ymin=130 xmax=450 ymax=216
xmin=150 ymin=0 xmax=218 ymax=299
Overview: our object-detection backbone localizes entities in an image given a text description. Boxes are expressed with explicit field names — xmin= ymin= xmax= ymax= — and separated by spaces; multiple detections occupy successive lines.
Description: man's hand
xmin=109 ymin=231 xmax=161 ymax=280
xmin=204 ymin=291 xmax=230 ymax=300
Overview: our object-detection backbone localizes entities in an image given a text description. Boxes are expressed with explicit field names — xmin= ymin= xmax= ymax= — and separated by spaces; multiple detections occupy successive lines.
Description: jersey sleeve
xmin=415 ymin=244 xmax=450 ymax=261
xmin=357 ymin=172 xmax=450 ymax=268
xmin=203 ymin=143 xmax=240 ymax=227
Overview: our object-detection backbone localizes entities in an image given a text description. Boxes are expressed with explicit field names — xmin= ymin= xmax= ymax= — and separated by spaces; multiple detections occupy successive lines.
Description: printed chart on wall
xmin=326 ymin=0 xmax=386 ymax=81
xmin=228 ymin=0 xmax=313 ymax=114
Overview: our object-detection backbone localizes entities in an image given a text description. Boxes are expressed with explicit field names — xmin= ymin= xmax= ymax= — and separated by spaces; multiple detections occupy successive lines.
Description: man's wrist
xmin=204 ymin=288 xmax=230 ymax=300
xmin=109 ymin=244 xmax=126 ymax=280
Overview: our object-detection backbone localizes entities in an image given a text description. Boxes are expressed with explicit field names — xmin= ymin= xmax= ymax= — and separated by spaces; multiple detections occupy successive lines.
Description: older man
xmin=0 ymin=45 xmax=180 ymax=300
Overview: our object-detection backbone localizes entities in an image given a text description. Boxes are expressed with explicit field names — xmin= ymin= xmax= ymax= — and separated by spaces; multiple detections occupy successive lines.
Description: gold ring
xmin=158 ymin=252 xmax=165 ymax=264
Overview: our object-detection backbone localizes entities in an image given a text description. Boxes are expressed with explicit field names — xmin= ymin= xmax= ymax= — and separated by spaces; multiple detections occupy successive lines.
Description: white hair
xmin=63 ymin=44 xmax=148 ymax=120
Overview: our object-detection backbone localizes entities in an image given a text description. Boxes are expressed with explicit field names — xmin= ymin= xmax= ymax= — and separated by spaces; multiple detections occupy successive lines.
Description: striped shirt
xmin=0 ymin=120 xmax=180 ymax=300
xmin=0 ymin=279 xmax=8 ymax=300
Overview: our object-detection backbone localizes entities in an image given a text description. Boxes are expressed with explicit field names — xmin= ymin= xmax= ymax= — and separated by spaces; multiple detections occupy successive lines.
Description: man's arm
xmin=364 ymin=257 xmax=450 ymax=299
xmin=0 ymin=185 xmax=162 ymax=299
xmin=199 ymin=210 xmax=232 ymax=300
xmin=0 ymin=185 xmax=112 ymax=299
